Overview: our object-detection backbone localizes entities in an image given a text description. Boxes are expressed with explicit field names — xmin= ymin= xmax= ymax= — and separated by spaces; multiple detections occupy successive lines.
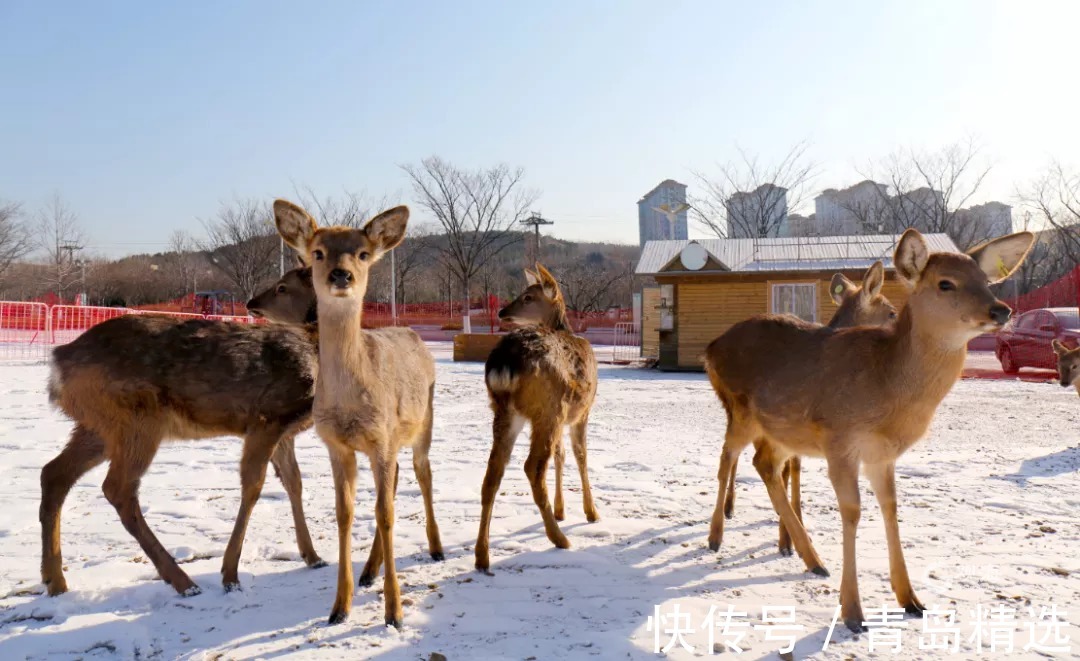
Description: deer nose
xmin=989 ymin=303 xmax=1011 ymax=325
xmin=330 ymin=269 xmax=352 ymax=287
xmin=497 ymin=306 xmax=509 ymax=319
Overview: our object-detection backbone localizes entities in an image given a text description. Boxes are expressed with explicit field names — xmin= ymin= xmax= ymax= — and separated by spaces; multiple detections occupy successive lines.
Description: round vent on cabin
xmin=680 ymin=242 xmax=707 ymax=271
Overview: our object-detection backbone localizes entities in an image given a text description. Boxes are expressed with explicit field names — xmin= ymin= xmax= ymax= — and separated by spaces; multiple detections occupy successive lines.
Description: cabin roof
xmin=634 ymin=233 xmax=960 ymax=276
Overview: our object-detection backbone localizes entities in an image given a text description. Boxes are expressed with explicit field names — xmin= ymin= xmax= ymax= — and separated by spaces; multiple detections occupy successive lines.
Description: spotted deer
xmin=720 ymin=261 xmax=897 ymax=556
xmin=1052 ymin=339 xmax=1080 ymax=394
xmin=274 ymin=199 xmax=442 ymax=628
xmin=42 ymin=313 xmax=325 ymax=598
xmin=704 ymin=229 xmax=1033 ymax=632
xmin=475 ymin=264 xmax=599 ymax=572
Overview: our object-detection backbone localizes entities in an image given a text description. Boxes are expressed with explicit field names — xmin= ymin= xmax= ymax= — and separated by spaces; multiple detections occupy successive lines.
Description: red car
xmin=996 ymin=307 xmax=1080 ymax=374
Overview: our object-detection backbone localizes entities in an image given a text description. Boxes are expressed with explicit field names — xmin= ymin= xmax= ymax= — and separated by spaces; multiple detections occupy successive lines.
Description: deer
xmin=1052 ymin=339 xmax=1080 ymax=394
xmin=474 ymin=264 xmax=600 ymax=573
xmin=41 ymin=311 xmax=326 ymax=599
xmin=273 ymin=199 xmax=443 ymax=629
xmin=720 ymin=261 xmax=897 ymax=556
xmin=703 ymin=229 xmax=1033 ymax=633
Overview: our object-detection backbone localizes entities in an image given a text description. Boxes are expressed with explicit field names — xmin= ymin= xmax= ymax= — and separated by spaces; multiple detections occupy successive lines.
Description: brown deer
xmin=42 ymin=313 xmax=325 ymax=598
xmin=274 ymin=199 xmax=442 ymax=629
xmin=1052 ymin=339 xmax=1080 ymax=394
xmin=474 ymin=264 xmax=599 ymax=573
xmin=704 ymin=229 xmax=1033 ymax=633
xmin=720 ymin=262 xmax=897 ymax=556
xmin=247 ymin=264 xmax=317 ymax=325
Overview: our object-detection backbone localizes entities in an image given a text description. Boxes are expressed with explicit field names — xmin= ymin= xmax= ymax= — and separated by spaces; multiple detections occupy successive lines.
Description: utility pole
xmin=520 ymin=212 xmax=554 ymax=263
xmin=390 ymin=248 xmax=397 ymax=325
xmin=59 ymin=240 xmax=83 ymax=301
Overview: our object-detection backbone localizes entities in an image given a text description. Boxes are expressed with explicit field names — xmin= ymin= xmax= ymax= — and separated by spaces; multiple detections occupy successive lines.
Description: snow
xmin=0 ymin=342 xmax=1078 ymax=660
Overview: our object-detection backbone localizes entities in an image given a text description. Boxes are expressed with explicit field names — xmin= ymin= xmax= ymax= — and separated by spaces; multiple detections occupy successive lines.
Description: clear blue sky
xmin=2 ymin=0 xmax=1077 ymax=256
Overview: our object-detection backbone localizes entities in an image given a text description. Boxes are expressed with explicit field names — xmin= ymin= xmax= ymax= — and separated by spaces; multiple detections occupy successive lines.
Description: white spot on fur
xmin=486 ymin=368 xmax=516 ymax=393
xmin=48 ymin=361 xmax=62 ymax=399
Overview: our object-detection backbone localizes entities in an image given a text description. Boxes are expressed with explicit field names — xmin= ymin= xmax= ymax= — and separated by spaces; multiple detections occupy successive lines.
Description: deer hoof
xmin=44 ymin=579 xmax=68 ymax=597
xmin=430 ymin=551 xmax=445 ymax=562
xmin=358 ymin=574 xmax=376 ymax=588
xmin=905 ymin=601 xmax=927 ymax=616
xmin=223 ymin=582 xmax=242 ymax=594
xmin=844 ymin=617 xmax=868 ymax=634
xmin=328 ymin=609 xmax=349 ymax=626
xmin=385 ymin=616 xmax=403 ymax=629
xmin=810 ymin=565 xmax=830 ymax=578
xmin=779 ymin=546 xmax=793 ymax=557
xmin=707 ymin=539 xmax=720 ymax=552
xmin=181 ymin=585 xmax=203 ymax=598
xmin=308 ymin=557 xmax=328 ymax=569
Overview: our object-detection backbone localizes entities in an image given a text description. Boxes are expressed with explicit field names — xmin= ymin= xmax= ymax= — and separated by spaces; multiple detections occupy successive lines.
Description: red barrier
xmin=0 ymin=302 xmax=50 ymax=361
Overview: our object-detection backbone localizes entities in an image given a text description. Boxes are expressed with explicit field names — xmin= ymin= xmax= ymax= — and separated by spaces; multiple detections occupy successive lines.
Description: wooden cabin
xmin=635 ymin=234 xmax=960 ymax=371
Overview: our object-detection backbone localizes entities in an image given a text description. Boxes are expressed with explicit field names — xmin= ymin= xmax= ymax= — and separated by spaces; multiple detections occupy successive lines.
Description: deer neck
xmin=315 ymin=300 xmax=372 ymax=389
xmin=545 ymin=301 xmax=572 ymax=332
xmin=884 ymin=306 xmax=967 ymax=402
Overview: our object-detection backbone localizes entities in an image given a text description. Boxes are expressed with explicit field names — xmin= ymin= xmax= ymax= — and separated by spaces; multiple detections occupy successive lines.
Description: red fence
xmin=1004 ymin=266 xmax=1080 ymax=314
xmin=0 ymin=303 xmax=261 ymax=362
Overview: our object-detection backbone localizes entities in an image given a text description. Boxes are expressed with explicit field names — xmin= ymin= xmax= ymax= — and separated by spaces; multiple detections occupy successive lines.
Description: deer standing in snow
xmin=42 ymin=312 xmax=324 ymax=597
xmin=704 ymin=229 xmax=1033 ymax=632
xmin=720 ymin=261 xmax=897 ymax=555
xmin=475 ymin=264 xmax=600 ymax=572
xmin=274 ymin=199 xmax=442 ymax=628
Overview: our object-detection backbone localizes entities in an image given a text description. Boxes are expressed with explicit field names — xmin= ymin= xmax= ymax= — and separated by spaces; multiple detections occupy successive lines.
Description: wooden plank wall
xmin=642 ymin=287 xmax=659 ymax=358
xmin=676 ymin=282 xmax=767 ymax=367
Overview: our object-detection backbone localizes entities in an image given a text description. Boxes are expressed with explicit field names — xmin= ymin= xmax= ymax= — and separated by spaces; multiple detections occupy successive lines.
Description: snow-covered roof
xmin=635 ymin=233 xmax=960 ymax=276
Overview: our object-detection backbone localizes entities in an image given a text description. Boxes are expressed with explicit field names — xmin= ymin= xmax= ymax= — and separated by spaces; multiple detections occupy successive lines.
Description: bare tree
xmin=862 ymin=138 xmax=992 ymax=247
xmin=0 ymin=200 xmax=32 ymax=282
xmin=692 ymin=142 xmax=816 ymax=238
xmin=1017 ymin=161 xmax=1080 ymax=265
xmin=198 ymin=198 xmax=279 ymax=299
xmin=402 ymin=156 xmax=535 ymax=303
xmin=291 ymin=184 xmax=401 ymax=229
xmin=36 ymin=194 xmax=87 ymax=300
xmin=392 ymin=223 xmax=437 ymax=305
xmin=558 ymin=256 xmax=632 ymax=314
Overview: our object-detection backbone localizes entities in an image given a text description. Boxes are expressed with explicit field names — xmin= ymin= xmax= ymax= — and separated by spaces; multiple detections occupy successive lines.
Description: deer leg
xmin=570 ymin=417 xmax=599 ymax=522
xmin=865 ymin=461 xmax=925 ymax=616
xmin=475 ymin=408 xmax=523 ymax=572
xmin=221 ymin=432 xmax=277 ymax=591
xmin=708 ymin=421 xmax=753 ymax=551
xmin=40 ymin=424 xmax=106 ymax=596
xmin=327 ymin=446 xmax=357 ymax=625
xmin=777 ymin=458 xmax=793 ymax=556
xmin=724 ymin=454 xmax=738 ymax=519
xmin=752 ymin=443 xmax=828 ymax=575
xmin=372 ymin=453 xmax=402 ymax=629
xmin=101 ymin=426 xmax=198 ymax=595
xmin=524 ymin=420 xmax=569 ymax=550
xmin=269 ymin=434 xmax=325 ymax=568
xmin=411 ymin=414 xmax=444 ymax=561
xmin=552 ymin=436 xmax=566 ymax=521
xmin=827 ymin=451 xmax=866 ymax=633
xmin=359 ymin=461 xmax=398 ymax=587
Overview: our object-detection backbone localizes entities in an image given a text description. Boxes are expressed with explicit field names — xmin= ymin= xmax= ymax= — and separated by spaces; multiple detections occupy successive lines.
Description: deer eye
xmin=358 ymin=251 xmax=370 ymax=261
xmin=888 ymin=310 xmax=898 ymax=319
xmin=523 ymin=294 xmax=533 ymax=303
xmin=313 ymin=250 xmax=325 ymax=261
xmin=276 ymin=285 xmax=287 ymax=294
xmin=938 ymin=280 xmax=955 ymax=292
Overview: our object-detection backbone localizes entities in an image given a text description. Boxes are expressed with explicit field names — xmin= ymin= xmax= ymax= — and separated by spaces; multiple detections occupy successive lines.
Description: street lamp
xmin=651 ymin=203 xmax=690 ymax=240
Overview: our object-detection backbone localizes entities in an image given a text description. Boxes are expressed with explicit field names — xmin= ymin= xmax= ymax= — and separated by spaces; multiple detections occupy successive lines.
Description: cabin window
xmin=771 ymin=283 xmax=817 ymax=322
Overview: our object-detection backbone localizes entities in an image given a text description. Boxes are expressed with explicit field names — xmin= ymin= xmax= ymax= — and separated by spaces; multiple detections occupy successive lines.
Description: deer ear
xmin=364 ymin=205 xmax=409 ymax=256
xmin=894 ymin=229 xmax=929 ymax=285
xmin=274 ymin=199 xmax=317 ymax=256
xmin=535 ymin=263 xmax=561 ymax=300
xmin=524 ymin=269 xmax=539 ymax=286
xmin=862 ymin=261 xmax=885 ymax=299
xmin=967 ymin=231 xmax=1035 ymax=284
xmin=829 ymin=273 xmax=856 ymax=305
xmin=295 ymin=252 xmax=309 ymax=268
xmin=1052 ymin=339 xmax=1069 ymax=357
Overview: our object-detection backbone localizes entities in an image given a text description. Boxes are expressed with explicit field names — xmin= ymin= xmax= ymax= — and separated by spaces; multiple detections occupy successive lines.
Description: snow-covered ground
xmin=0 ymin=343 xmax=1077 ymax=660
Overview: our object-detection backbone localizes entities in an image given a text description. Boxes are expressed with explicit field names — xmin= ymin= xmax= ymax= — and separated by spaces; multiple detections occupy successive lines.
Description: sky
xmin=2 ymin=0 xmax=1079 ymax=257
